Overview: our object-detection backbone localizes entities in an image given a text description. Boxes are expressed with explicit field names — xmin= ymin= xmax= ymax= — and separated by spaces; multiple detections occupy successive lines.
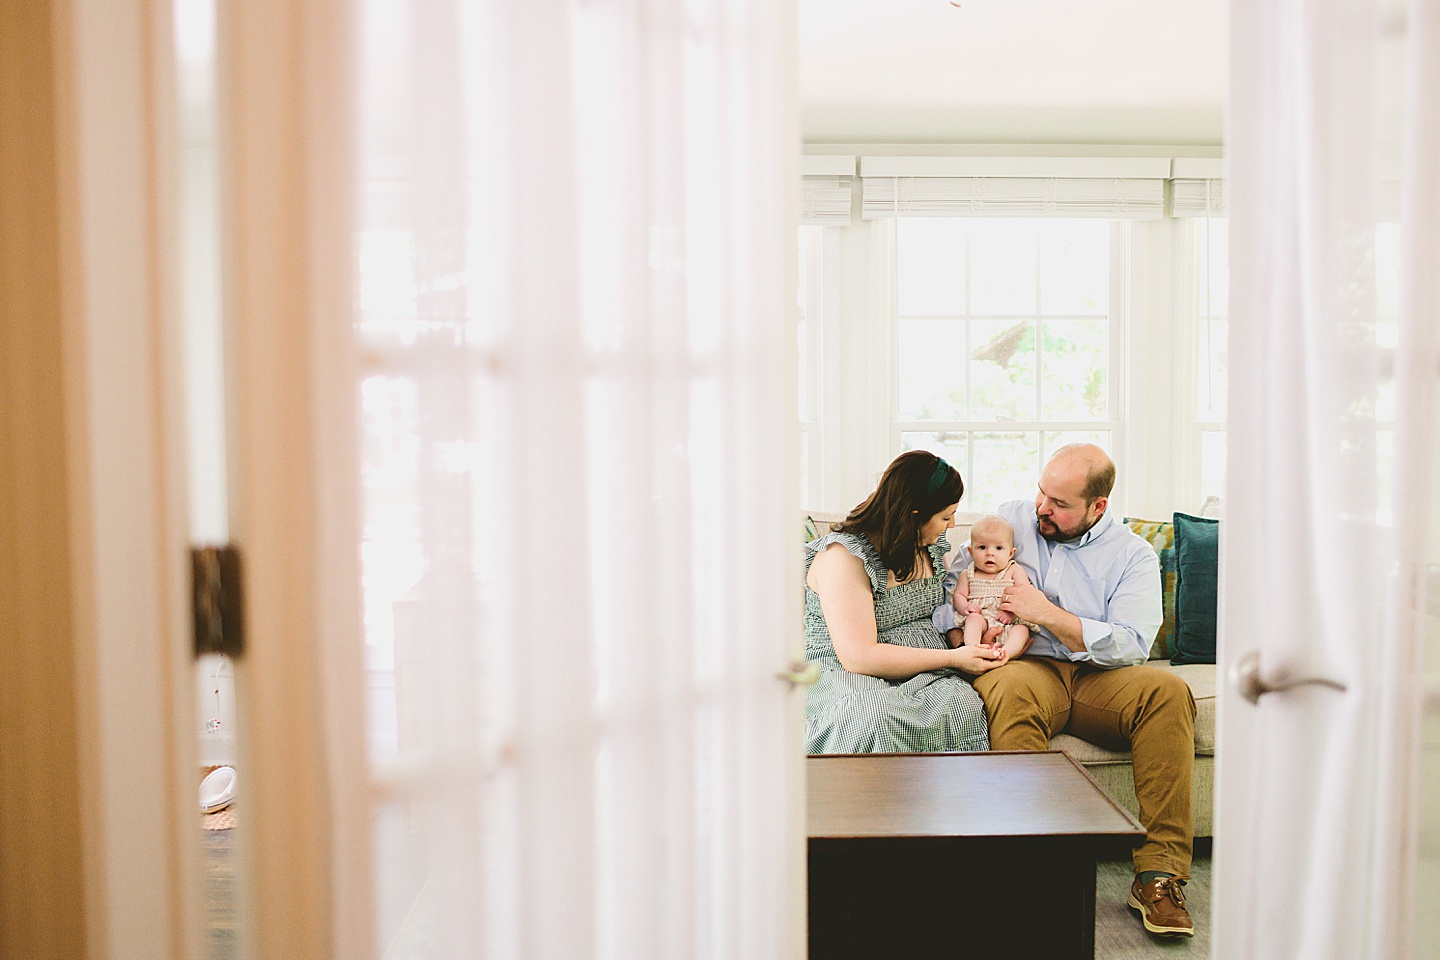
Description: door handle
xmin=1229 ymin=649 xmax=1346 ymax=705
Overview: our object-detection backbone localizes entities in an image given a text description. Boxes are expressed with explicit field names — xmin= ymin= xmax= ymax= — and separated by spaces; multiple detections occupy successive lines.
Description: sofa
xmin=806 ymin=509 xmax=1218 ymax=839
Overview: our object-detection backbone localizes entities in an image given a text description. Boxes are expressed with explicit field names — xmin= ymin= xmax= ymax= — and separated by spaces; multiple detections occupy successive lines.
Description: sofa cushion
xmin=1168 ymin=662 xmax=1216 ymax=754
xmin=1123 ymin=517 xmax=1176 ymax=660
xmin=1048 ymin=661 xmax=1215 ymax=759
xmin=1172 ymin=512 xmax=1220 ymax=664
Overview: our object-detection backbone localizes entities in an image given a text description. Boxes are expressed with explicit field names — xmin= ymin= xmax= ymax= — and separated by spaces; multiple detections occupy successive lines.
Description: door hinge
xmin=192 ymin=545 xmax=244 ymax=659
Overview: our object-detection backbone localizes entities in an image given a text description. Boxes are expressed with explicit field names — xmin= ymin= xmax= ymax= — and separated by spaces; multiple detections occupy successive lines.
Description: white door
xmin=40 ymin=0 xmax=807 ymax=956
xmin=218 ymin=1 xmax=809 ymax=958
xmin=1214 ymin=1 xmax=1440 ymax=958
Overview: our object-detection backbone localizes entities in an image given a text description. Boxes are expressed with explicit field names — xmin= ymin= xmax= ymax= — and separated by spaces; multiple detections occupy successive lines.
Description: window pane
xmin=1376 ymin=428 xmax=1393 ymax=526
xmin=1376 ymin=222 xmax=1400 ymax=319
xmin=1198 ymin=218 xmax=1229 ymax=319
xmin=897 ymin=219 xmax=966 ymax=316
xmin=797 ymin=317 xmax=809 ymax=420
xmin=1199 ymin=318 xmax=1228 ymax=420
xmin=357 ymin=230 xmax=419 ymax=345
xmin=898 ymin=319 xmax=966 ymax=420
xmin=1040 ymin=220 xmax=1108 ymax=315
xmin=360 ymin=375 xmax=424 ymax=759
xmin=968 ymin=431 xmax=1040 ymax=513
xmin=1040 ymin=318 xmax=1108 ymax=419
xmin=970 ymin=318 xmax=1035 ymax=421
xmin=800 ymin=429 xmax=812 ymax=508
xmin=1195 ymin=218 xmax=1229 ymax=440
xmin=797 ymin=226 xmax=822 ymax=422
xmin=969 ymin=220 xmax=1038 ymax=315
xmin=900 ymin=431 xmax=971 ymax=509
xmin=1200 ymin=430 xmax=1226 ymax=506
xmin=1376 ymin=320 xmax=1397 ymax=423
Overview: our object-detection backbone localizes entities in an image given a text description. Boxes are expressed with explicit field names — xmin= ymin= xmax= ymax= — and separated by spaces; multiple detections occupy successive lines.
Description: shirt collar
xmin=1055 ymin=509 xmax=1116 ymax=548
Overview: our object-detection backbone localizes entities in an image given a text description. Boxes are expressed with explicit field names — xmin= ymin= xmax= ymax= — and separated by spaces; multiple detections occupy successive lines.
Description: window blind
xmin=861 ymin=176 xmax=1166 ymax=220
xmin=801 ymin=177 xmax=853 ymax=225
xmin=1170 ymin=178 xmax=1227 ymax=217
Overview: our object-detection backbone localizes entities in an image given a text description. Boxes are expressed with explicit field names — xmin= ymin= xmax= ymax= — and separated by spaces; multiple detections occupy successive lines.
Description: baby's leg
xmin=999 ymin=624 xmax=1032 ymax=659
xmin=961 ymin=612 xmax=988 ymax=648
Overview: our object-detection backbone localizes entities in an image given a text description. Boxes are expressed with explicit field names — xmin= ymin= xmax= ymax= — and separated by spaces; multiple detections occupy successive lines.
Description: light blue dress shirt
xmin=944 ymin=500 xmax=1162 ymax=668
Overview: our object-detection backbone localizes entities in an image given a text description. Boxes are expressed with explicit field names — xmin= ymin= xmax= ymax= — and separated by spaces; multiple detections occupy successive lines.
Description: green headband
xmin=925 ymin=457 xmax=951 ymax=494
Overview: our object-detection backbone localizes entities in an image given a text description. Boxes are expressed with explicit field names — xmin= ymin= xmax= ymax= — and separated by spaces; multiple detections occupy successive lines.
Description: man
xmin=963 ymin=443 xmax=1197 ymax=938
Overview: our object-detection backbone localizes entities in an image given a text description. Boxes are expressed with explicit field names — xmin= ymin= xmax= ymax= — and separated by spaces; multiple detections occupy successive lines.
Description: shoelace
xmin=1151 ymin=875 xmax=1192 ymax=908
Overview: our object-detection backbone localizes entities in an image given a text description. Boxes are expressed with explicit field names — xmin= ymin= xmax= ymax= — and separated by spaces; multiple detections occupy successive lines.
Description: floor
xmin=1096 ymin=856 xmax=1212 ymax=959
xmin=202 ymin=826 xmax=236 ymax=960
xmin=203 ymin=827 xmax=1211 ymax=960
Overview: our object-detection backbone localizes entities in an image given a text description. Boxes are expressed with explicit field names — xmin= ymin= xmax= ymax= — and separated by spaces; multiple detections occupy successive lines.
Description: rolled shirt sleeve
xmin=1063 ymin=545 xmax=1161 ymax=666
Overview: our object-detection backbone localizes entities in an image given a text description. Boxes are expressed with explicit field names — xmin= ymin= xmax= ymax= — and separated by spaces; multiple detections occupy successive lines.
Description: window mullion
xmin=1033 ymin=227 xmax=1044 ymax=473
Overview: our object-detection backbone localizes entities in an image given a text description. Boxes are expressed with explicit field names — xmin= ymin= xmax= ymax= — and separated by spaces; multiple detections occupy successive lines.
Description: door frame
xmin=0 ymin=1 xmax=202 ymax=957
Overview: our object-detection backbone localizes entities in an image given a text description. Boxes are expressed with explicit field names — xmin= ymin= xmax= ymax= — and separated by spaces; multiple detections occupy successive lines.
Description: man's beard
xmin=1038 ymin=513 xmax=1097 ymax=543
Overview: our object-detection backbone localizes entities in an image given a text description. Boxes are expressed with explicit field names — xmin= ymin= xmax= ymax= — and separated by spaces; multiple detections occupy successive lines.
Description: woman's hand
xmin=950 ymin=643 xmax=1009 ymax=676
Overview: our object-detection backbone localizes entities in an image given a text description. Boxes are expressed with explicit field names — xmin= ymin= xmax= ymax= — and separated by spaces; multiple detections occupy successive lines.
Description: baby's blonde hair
xmin=969 ymin=514 xmax=1015 ymax=546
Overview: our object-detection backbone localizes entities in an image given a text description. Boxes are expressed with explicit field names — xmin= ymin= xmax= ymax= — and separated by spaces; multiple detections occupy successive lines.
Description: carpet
xmin=1095 ymin=857 xmax=1211 ymax=959
xmin=203 ymin=823 xmax=236 ymax=960
xmin=202 ymin=807 xmax=235 ymax=831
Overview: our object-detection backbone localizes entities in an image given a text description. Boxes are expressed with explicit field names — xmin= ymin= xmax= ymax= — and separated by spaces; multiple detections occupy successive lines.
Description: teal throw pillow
xmin=1171 ymin=512 xmax=1219 ymax=664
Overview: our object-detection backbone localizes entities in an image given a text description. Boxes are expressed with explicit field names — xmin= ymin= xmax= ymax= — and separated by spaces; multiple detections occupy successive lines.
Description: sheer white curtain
xmin=1217 ymin=0 xmax=1439 ymax=957
xmin=354 ymin=2 xmax=802 ymax=959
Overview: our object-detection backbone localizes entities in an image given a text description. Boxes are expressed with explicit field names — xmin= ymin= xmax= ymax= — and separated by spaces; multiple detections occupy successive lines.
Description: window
xmin=893 ymin=218 xmax=1120 ymax=512
xmin=798 ymin=225 xmax=824 ymax=507
xmin=1194 ymin=216 xmax=1228 ymax=507
xmin=794 ymin=161 xmax=1239 ymax=520
xmin=1188 ymin=216 xmax=1402 ymax=521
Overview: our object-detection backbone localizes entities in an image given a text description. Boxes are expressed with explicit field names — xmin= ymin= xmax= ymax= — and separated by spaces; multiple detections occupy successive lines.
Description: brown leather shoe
xmin=1128 ymin=874 xmax=1195 ymax=937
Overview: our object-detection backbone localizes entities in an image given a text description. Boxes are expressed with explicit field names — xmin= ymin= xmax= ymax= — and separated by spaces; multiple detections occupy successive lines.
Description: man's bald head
xmin=1034 ymin=443 xmax=1115 ymax=542
xmin=1049 ymin=443 xmax=1116 ymax=503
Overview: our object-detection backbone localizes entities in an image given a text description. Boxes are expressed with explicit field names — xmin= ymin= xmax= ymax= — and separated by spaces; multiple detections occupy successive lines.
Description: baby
xmin=931 ymin=514 xmax=1034 ymax=660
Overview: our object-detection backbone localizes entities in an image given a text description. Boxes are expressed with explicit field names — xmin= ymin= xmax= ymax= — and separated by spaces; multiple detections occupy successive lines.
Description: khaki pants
xmin=973 ymin=657 xmax=1196 ymax=876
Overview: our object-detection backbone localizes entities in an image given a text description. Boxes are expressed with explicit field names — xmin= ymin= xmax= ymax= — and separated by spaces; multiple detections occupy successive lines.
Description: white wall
xmin=195 ymin=654 xmax=237 ymax=767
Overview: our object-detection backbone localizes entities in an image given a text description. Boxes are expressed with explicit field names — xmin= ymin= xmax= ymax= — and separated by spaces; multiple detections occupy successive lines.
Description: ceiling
xmin=799 ymin=0 xmax=1227 ymax=146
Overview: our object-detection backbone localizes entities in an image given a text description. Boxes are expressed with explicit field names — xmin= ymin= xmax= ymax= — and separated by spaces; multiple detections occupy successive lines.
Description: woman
xmin=805 ymin=451 xmax=1005 ymax=753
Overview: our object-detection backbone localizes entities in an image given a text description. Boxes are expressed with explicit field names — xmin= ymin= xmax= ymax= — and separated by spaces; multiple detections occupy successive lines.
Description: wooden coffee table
xmin=807 ymin=751 xmax=1145 ymax=960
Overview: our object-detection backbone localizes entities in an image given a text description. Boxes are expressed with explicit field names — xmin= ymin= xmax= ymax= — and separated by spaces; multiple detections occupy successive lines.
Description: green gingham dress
xmin=804 ymin=531 xmax=990 ymax=753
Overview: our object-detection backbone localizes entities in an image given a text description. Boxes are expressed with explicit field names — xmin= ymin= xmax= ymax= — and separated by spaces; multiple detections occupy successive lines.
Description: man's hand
xmin=1001 ymin=582 xmax=1087 ymax=653
xmin=999 ymin=582 xmax=1053 ymax=624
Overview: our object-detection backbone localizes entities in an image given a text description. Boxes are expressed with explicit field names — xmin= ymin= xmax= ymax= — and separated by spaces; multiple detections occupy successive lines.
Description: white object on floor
xmin=199 ymin=765 xmax=237 ymax=814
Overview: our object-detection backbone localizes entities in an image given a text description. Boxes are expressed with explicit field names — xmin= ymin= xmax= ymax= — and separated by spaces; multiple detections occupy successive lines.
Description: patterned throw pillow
xmin=804 ymin=514 xmax=820 ymax=543
xmin=1124 ymin=517 xmax=1176 ymax=660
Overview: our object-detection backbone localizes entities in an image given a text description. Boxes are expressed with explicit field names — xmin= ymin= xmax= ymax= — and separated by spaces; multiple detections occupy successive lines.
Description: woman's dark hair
xmin=834 ymin=451 xmax=964 ymax=582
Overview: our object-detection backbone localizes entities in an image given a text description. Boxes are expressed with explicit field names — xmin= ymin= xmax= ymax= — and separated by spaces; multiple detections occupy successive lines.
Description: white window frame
xmin=885 ymin=218 xmax=1129 ymax=512
xmin=1170 ymin=215 xmax=1228 ymax=514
